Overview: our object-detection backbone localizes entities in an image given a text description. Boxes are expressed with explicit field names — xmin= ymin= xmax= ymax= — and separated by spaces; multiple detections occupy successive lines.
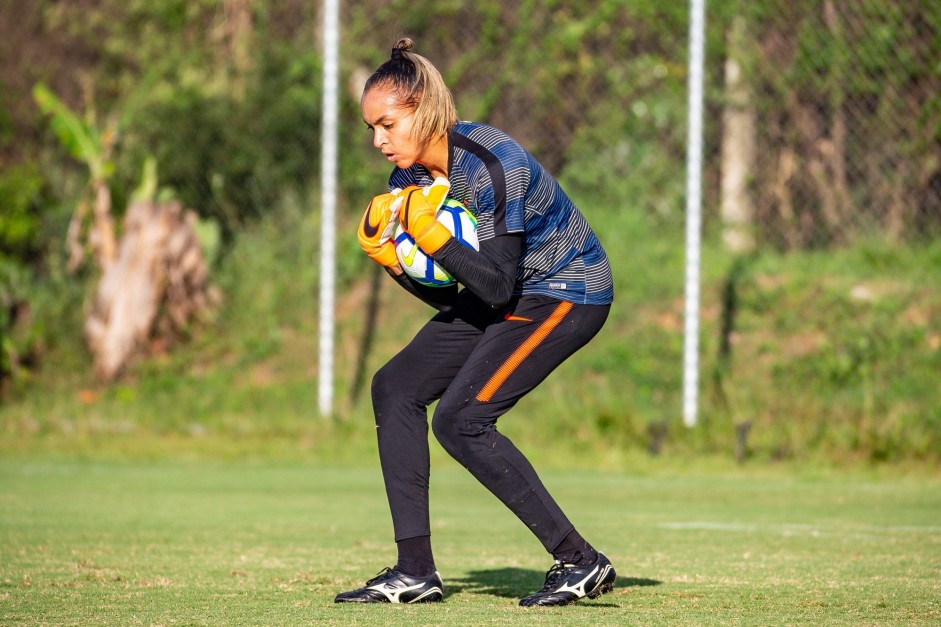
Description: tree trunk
xmin=84 ymin=200 xmax=218 ymax=381
xmin=822 ymin=0 xmax=852 ymax=237
xmin=90 ymin=178 xmax=117 ymax=270
xmin=720 ymin=16 xmax=757 ymax=253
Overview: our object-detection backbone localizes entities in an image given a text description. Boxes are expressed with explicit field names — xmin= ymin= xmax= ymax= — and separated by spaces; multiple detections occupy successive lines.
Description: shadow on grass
xmin=448 ymin=567 xmax=660 ymax=603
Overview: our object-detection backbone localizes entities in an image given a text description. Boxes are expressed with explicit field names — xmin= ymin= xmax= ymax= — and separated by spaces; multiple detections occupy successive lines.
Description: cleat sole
xmin=587 ymin=580 xmax=615 ymax=600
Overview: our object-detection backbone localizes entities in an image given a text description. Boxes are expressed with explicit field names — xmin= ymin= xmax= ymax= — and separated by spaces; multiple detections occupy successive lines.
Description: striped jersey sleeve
xmin=388 ymin=121 xmax=613 ymax=306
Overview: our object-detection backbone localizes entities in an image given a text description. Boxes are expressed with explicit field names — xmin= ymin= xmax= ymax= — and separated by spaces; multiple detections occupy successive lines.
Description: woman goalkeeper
xmin=336 ymin=38 xmax=615 ymax=607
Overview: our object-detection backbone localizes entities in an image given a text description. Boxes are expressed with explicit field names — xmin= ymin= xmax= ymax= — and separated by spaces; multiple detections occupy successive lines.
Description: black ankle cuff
xmin=551 ymin=529 xmax=598 ymax=566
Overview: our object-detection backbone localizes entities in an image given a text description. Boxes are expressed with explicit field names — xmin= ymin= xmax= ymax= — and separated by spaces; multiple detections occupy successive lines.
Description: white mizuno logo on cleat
xmin=555 ymin=564 xmax=612 ymax=598
xmin=368 ymin=581 xmax=440 ymax=604
xmin=368 ymin=581 xmax=423 ymax=603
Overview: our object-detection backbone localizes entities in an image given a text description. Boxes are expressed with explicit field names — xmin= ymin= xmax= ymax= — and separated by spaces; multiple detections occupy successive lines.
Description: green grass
xmin=2 ymin=458 xmax=939 ymax=625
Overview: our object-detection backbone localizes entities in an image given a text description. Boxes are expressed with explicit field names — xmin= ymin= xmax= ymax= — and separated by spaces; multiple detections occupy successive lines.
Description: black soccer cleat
xmin=334 ymin=567 xmax=444 ymax=604
xmin=519 ymin=552 xmax=616 ymax=607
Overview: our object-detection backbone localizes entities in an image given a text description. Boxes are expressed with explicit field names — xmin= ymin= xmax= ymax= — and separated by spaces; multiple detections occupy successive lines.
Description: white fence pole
xmin=318 ymin=0 xmax=340 ymax=418
xmin=683 ymin=0 xmax=706 ymax=427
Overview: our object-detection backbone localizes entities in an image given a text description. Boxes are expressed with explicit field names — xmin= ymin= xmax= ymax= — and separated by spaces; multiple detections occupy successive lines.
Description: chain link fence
xmin=341 ymin=1 xmax=939 ymax=249
xmin=716 ymin=1 xmax=940 ymax=251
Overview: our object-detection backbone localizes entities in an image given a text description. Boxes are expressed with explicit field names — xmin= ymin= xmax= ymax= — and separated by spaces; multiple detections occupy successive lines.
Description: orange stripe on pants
xmin=475 ymin=300 xmax=574 ymax=402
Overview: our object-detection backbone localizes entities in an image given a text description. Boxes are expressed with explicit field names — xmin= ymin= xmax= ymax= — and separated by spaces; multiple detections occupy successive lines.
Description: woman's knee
xmin=431 ymin=402 xmax=492 ymax=457
xmin=371 ymin=362 xmax=397 ymax=401
xmin=371 ymin=360 xmax=416 ymax=416
xmin=430 ymin=403 xmax=462 ymax=455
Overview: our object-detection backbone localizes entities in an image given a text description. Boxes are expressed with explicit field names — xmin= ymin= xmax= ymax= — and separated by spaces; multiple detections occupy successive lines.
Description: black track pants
xmin=371 ymin=293 xmax=610 ymax=552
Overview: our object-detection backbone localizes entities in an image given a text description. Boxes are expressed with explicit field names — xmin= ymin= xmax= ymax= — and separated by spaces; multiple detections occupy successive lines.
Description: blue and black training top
xmin=389 ymin=121 xmax=614 ymax=306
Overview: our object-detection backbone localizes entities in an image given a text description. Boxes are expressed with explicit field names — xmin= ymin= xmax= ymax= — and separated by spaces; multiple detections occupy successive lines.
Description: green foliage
xmin=120 ymin=44 xmax=322 ymax=240
xmin=0 ymin=162 xmax=57 ymax=395
xmin=0 ymin=261 xmax=32 ymax=392
xmin=0 ymin=163 xmax=44 ymax=262
xmin=0 ymin=261 xmax=87 ymax=398
xmin=32 ymin=84 xmax=115 ymax=181
xmin=558 ymin=57 xmax=687 ymax=221
xmin=22 ymin=1 xmax=325 ymax=242
xmin=706 ymin=239 xmax=941 ymax=462
xmin=209 ymin=198 xmax=319 ymax=358
xmin=2 ymin=0 xmax=939 ymax=468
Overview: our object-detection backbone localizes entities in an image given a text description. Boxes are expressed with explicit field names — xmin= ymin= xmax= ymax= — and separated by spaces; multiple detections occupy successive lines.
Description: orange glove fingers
xmin=357 ymin=191 xmax=395 ymax=247
xmin=358 ymin=189 xmax=413 ymax=267
xmin=367 ymin=241 xmax=399 ymax=267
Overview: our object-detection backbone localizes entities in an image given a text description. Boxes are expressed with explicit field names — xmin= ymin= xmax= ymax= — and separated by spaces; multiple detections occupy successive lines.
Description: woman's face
xmin=361 ymin=86 xmax=420 ymax=170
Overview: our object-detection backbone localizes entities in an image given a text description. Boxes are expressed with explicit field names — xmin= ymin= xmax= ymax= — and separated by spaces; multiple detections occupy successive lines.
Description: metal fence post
xmin=683 ymin=0 xmax=706 ymax=428
xmin=318 ymin=0 xmax=340 ymax=418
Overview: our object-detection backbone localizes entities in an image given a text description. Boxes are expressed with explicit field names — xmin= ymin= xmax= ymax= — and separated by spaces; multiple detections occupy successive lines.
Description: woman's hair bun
xmin=391 ymin=38 xmax=414 ymax=59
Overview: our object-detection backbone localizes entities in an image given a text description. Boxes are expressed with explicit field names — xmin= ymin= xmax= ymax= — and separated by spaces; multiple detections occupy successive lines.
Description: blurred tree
xmin=720 ymin=15 xmax=756 ymax=253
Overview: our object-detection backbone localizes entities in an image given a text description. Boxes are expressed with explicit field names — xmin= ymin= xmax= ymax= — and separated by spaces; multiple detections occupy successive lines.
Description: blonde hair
xmin=362 ymin=38 xmax=458 ymax=150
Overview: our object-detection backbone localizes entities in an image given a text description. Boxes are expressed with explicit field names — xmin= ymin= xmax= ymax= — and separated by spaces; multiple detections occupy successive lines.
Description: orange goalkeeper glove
xmin=399 ymin=177 xmax=453 ymax=255
xmin=357 ymin=186 xmax=417 ymax=267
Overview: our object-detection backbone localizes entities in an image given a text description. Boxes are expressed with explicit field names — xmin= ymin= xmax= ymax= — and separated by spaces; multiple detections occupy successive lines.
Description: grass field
xmin=1 ymin=458 xmax=939 ymax=625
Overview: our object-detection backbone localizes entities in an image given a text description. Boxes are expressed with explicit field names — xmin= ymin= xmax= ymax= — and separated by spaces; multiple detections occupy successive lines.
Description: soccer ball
xmin=393 ymin=198 xmax=479 ymax=287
